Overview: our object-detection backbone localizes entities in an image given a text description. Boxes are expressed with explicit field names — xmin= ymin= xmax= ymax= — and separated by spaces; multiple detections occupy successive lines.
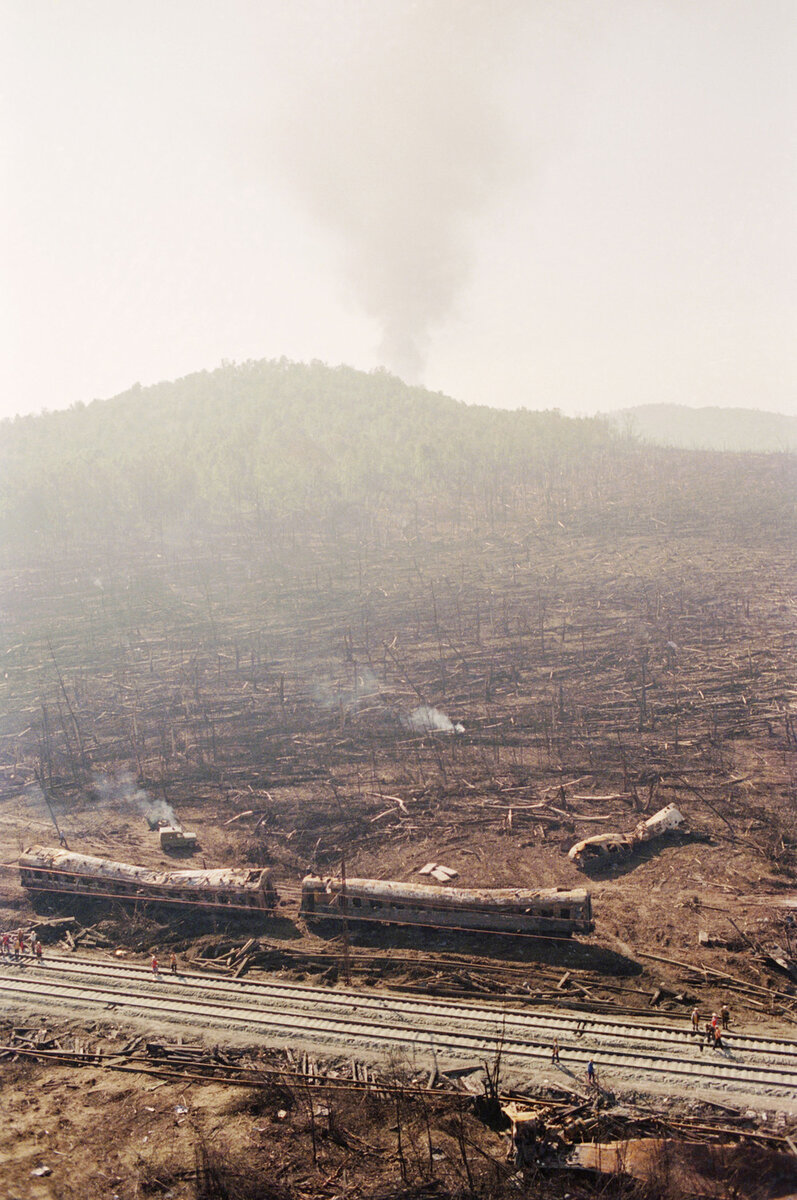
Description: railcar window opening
xmin=352 ymin=898 xmax=362 ymax=908
xmin=369 ymin=900 xmax=381 ymax=910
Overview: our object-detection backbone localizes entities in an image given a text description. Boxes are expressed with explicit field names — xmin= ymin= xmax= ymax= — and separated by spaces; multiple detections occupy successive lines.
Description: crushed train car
xmin=300 ymin=876 xmax=593 ymax=936
xmin=19 ymin=846 xmax=277 ymax=914
xmin=568 ymin=803 xmax=685 ymax=870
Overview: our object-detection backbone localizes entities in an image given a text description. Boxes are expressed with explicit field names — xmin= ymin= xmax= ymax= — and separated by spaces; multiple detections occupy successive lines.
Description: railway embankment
xmin=3 ymin=953 xmax=797 ymax=1115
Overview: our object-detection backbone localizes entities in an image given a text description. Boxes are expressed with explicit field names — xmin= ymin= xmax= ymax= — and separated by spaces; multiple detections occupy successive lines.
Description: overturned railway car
xmin=19 ymin=846 xmax=278 ymax=914
xmin=300 ymin=876 xmax=593 ymax=937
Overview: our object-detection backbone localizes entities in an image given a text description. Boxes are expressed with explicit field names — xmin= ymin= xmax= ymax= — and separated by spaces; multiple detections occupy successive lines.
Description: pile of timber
xmin=29 ymin=916 xmax=113 ymax=951
xmin=502 ymin=1095 xmax=796 ymax=1164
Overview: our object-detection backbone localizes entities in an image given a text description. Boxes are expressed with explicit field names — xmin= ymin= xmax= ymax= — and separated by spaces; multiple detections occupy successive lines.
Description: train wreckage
xmin=568 ymin=803 xmax=685 ymax=869
xmin=19 ymin=846 xmax=278 ymax=913
xmin=18 ymin=848 xmax=594 ymax=937
xmin=300 ymin=875 xmax=594 ymax=936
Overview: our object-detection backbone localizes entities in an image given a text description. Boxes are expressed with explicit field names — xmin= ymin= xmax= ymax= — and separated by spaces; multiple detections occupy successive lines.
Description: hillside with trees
xmin=0 ymin=358 xmax=793 ymax=857
xmin=1 ymin=361 xmax=793 ymax=557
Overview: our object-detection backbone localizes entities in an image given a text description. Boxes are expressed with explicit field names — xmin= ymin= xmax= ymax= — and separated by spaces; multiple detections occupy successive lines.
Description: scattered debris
xmin=418 ymin=862 xmax=459 ymax=883
xmin=569 ymin=804 xmax=686 ymax=869
xmin=699 ymin=931 xmax=745 ymax=950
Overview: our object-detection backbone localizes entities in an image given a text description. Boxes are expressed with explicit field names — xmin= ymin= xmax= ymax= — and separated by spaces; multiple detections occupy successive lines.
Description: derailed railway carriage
xmin=300 ymin=876 xmax=593 ymax=937
xmin=18 ymin=847 xmax=594 ymax=937
xmin=19 ymin=846 xmax=277 ymax=914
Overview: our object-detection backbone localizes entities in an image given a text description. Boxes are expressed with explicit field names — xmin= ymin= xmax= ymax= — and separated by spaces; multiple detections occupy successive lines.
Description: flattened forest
xmin=1 ymin=361 xmax=795 ymax=989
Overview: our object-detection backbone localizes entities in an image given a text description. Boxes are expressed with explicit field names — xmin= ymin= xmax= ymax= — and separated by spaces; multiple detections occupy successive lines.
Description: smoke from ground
xmin=311 ymin=669 xmax=463 ymax=735
xmin=402 ymin=705 xmax=464 ymax=735
xmin=93 ymin=772 xmax=178 ymax=828
xmin=313 ymin=665 xmax=384 ymax=714
xmin=277 ymin=1 xmax=520 ymax=382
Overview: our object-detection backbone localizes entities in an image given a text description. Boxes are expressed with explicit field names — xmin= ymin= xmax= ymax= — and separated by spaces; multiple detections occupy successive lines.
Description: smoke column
xmin=278 ymin=1 xmax=519 ymax=382
xmin=403 ymin=705 xmax=464 ymax=734
xmin=93 ymin=772 xmax=179 ymax=827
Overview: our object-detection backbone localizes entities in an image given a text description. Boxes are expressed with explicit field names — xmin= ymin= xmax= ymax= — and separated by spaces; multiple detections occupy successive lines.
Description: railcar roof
xmin=302 ymin=876 xmax=589 ymax=906
xmin=568 ymin=832 xmax=635 ymax=856
xmin=21 ymin=845 xmax=264 ymax=889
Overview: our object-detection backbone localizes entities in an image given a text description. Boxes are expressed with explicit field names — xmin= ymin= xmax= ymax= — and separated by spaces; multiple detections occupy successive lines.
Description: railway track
xmin=7 ymin=954 xmax=797 ymax=1061
xmin=2 ymin=957 xmax=797 ymax=1104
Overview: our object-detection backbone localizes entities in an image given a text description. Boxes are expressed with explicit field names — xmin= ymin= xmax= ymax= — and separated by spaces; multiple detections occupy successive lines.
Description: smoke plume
xmin=313 ymin=665 xmax=385 ymax=714
xmin=402 ymin=705 xmax=464 ymax=735
xmin=93 ymin=771 xmax=179 ymax=828
xmin=278 ymin=1 xmax=518 ymax=382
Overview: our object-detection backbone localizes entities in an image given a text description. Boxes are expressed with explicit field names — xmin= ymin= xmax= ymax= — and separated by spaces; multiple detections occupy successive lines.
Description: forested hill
xmin=0 ymin=359 xmax=793 ymax=554
xmin=607 ymin=404 xmax=797 ymax=453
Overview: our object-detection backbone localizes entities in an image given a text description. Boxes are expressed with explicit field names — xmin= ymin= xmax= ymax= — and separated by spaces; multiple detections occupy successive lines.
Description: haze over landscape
xmin=3 ymin=0 xmax=795 ymax=421
xmin=2 ymin=7 xmax=797 ymax=1195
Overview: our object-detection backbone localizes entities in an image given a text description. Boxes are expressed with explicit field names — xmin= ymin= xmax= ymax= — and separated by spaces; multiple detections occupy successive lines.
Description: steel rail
xmin=12 ymin=955 xmax=797 ymax=1060
xmin=1 ymin=972 xmax=797 ymax=1094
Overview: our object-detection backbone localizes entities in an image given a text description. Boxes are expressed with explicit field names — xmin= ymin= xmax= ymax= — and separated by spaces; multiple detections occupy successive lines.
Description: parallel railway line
xmin=7 ymin=954 xmax=797 ymax=1061
xmin=2 ymin=956 xmax=797 ymax=1103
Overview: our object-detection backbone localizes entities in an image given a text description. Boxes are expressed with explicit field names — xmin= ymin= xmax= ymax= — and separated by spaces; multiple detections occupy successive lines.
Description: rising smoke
xmin=93 ymin=771 xmax=178 ymax=828
xmin=313 ymin=665 xmax=384 ymax=714
xmin=402 ymin=705 xmax=464 ymax=735
xmin=277 ymin=1 xmax=519 ymax=382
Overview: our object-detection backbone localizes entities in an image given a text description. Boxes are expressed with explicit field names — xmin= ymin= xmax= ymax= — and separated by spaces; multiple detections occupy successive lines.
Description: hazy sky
xmin=2 ymin=1 xmax=795 ymax=420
